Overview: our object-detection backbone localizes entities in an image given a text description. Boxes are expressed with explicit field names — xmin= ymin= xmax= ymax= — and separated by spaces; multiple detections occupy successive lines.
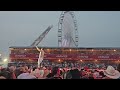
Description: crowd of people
xmin=0 ymin=60 xmax=120 ymax=79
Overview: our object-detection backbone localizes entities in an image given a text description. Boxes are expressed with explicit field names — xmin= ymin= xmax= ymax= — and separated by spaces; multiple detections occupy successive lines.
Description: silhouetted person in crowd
xmin=0 ymin=69 xmax=11 ymax=79
xmin=46 ymin=67 xmax=62 ymax=79
xmin=70 ymin=69 xmax=80 ymax=79
xmin=117 ymin=64 xmax=120 ymax=72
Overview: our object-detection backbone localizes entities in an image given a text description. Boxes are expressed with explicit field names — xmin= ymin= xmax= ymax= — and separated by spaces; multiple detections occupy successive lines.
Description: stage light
xmin=24 ymin=49 xmax=27 ymax=51
xmin=95 ymin=60 xmax=97 ymax=62
xmin=80 ymin=60 xmax=82 ymax=62
xmin=58 ymin=59 xmax=61 ymax=62
xmin=3 ymin=58 xmax=8 ymax=62
xmin=114 ymin=49 xmax=116 ymax=51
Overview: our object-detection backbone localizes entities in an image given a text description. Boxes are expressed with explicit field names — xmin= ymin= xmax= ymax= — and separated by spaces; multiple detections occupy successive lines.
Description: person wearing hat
xmin=103 ymin=65 xmax=120 ymax=79
xmin=0 ymin=76 xmax=6 ymax=79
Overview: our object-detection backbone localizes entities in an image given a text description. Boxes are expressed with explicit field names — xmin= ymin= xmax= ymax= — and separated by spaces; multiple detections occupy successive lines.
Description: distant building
xmin=9 ymin=46 xmax=120 ymax=64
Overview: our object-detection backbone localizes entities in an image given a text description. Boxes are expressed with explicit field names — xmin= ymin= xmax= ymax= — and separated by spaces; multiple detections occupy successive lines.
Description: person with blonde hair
xmin=36 ymin=46 xmax=44 ymax=68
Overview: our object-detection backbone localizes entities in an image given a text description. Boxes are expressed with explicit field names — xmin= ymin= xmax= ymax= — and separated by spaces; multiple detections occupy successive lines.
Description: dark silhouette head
xmin=70 ymin=69 xmax=80 ymax=79
xmin=117 ymin=64 xmax=120 ymax=72
xmin=0 ymin=70 xmax=11 ymax=79
xmin=52 ymin=67 xmax=59 ymax=76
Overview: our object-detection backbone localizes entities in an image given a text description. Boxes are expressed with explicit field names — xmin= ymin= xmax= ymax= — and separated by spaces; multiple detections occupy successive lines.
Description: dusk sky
xmin=0 ymin=11 xmax=120 ymax=58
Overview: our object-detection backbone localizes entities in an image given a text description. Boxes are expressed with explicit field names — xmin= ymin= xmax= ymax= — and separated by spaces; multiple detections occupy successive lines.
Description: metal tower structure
xmin=31 ymin=25 xmax=53 ymax=46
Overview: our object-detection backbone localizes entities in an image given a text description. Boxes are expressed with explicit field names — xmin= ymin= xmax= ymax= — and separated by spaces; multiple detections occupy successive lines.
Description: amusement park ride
xmin=58 ymin=11 xmax=79 ymax=47
xmin=9 ymin=11 xmax=120 ymax=63
xmin=30 ymin=11 xmax=78 ymax=48
xmin=9 ymin=11 xmax=80 ymax=62
xmin=30 ymin=25 xmax=53 ymax=47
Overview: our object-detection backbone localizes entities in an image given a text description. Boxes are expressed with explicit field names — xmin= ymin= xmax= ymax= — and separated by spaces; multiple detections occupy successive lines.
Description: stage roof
xmin=9 ymin=46 xmax=120 ymax=50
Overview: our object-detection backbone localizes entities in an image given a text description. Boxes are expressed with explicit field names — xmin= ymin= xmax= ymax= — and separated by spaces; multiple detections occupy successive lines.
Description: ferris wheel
xmin=58 ymin=11 xmax=79 ymax=47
